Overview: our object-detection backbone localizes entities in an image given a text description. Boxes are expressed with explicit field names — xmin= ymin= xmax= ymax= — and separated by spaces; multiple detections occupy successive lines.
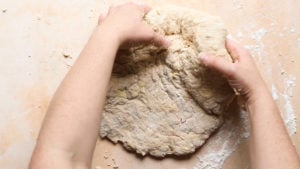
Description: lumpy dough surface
xmin=100 ymin=6 xmax=235 ymax=157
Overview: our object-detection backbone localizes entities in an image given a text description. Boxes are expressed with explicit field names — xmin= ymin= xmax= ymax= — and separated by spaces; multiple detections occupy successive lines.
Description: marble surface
xmin=0 ymin=0 xmax=299 ymax=169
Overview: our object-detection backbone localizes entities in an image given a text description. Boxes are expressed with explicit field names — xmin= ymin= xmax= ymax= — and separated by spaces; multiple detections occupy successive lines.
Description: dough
xmin=100 ymin=6 xmax=234 ymax=157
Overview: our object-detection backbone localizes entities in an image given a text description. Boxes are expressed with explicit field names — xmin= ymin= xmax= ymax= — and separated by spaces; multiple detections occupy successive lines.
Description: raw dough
xmin=100 ymin=6 xmax=234 ymax=157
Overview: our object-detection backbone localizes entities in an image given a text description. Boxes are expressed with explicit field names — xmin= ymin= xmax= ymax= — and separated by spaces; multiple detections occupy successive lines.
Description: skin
xmin=29 ymin=2 xmax=300 ymax=169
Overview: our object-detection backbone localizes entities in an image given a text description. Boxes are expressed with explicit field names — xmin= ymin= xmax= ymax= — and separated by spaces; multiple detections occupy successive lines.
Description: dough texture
xmin=100 ymin=6 xmax=234 ymax=157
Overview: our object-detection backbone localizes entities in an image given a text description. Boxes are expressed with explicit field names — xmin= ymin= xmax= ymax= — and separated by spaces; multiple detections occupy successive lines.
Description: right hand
xmin=97 ymin=2 xmax=169 ymax=48
xmin=199 ymin=39 xmax=268 ymax=104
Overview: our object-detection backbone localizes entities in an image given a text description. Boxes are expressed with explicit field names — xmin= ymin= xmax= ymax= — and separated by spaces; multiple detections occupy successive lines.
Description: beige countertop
xmin=0 ymin=0 xmax=299 ymax=169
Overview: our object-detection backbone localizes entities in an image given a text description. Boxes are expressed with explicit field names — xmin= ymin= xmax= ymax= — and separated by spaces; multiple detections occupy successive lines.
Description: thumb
xmin=151 ymin=33 xmax=170 ymax=48
xmin=199 ymin=54 xmax=234 ymax=77
xmin=141 ymin=25 xmax=170 ymax=48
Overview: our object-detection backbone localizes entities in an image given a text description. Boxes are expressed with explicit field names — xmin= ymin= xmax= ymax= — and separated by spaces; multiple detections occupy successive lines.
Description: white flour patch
xmin=193 ymin=26 xmax=297 ymax=169
xmin=271 ymin=84 xmax=279 ymax=100
xmin=233 ymin=0 xmax=244 ymax=10
xmin=194 ymin=110 xmax=249 ymax=169
xmin=281 ymin=75 xmax=297 ymax=135
xmin=236 ymin=31 xmax=244 ymax=39
xmin=249 ymin=28 xmax=268 ymax=42
xmin=246 ymin=28 xmax=268 ymax=63
xmin=290 ymin=28 xmax=296 ymax=33
xmin=193 ymin=76 xmax=297 ymax=169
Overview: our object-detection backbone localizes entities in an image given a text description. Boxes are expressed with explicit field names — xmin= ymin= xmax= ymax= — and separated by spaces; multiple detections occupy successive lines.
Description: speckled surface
xmin=0 ymin=0 xmax=299 ymax=169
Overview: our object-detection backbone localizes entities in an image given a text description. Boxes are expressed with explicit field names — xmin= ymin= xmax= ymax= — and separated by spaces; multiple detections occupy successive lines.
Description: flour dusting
xmin=249 ymin=28 xmax=268 ymax=41
xmin=282 ymin=75 xmax=297 ymax=135
xmin=236 ymin=31 xmax=244 ymax=39
xmin=194 ymin=110 xmax=249 ymax=169
xmin=193 ymin=25 xmax=297 ymax=168
xmin=271 ymin=84 xmax=279 ymax=100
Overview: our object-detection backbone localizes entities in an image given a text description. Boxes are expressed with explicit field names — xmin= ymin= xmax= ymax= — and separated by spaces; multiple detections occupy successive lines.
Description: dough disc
xmin=100 ymin=6 xmax=234 ymax=157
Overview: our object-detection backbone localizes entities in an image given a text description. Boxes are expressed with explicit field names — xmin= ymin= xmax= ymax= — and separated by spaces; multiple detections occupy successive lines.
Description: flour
xmin=193 ymin=108 xmax=250 ymax=169
xmin=249 ymin=28 xmax=268 ymax=41
xmin=236 ymin=31 xmax=244 ymax=39
xmin=271 ymin=84 xmax=279 ymax=100
xmin=193 ymin=25 xmax=297 ymax=168
xmin=282 ymin=75 xmax=297 ymax=135
xmin=194 ymin=71 xmax=297 ymax=169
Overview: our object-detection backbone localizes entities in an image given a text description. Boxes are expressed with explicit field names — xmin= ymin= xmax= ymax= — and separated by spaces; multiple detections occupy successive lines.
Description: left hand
xmin=97 ymin=2 xmax=169 ymax=48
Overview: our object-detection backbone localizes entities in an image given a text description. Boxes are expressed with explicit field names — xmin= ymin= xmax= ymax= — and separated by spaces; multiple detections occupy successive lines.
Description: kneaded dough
xmin=100 ymin=6 xmax=235 ymax=157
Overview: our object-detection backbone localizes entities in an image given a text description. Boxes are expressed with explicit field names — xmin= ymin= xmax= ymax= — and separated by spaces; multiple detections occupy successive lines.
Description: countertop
xmin=0 ymin=0 xmax=299 ymax=169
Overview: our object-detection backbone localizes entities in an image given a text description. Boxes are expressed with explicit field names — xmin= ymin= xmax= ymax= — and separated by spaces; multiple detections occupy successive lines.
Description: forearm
xmin=247 ymin=86 xmax=300 ymax=169
xmin=29 ymin=3 xmax=168 ymax=169
xmin=33 ymin=27 xmax=119 ymax=166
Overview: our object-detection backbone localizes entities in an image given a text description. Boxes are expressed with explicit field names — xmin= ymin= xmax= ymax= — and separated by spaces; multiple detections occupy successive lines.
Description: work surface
xmin=0 ymin=0 xmax=299 ymax=169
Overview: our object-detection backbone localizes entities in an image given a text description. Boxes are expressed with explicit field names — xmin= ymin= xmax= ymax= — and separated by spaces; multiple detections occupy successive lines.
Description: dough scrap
xmin=100 ymin=6 xmax=234 ymax=157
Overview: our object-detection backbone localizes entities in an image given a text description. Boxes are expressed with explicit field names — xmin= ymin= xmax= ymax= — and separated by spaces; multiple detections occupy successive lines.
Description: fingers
xmin=199 ymin=54 xmax=234 ymax=77
xmin=225 ymin=39 xmax=240 ymax=62
xmin=225 ymin=38 xmax=250 ymax=62
xmin=122 ymin=33 xmax=169 ymax=49
xmin=140 ymin=26 xmax=170 ymax=48
xmin=151 ymin=34 xmax=170 ymax=48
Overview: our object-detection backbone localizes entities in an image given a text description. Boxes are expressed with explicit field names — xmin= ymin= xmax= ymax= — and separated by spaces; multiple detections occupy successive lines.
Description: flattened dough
xmin=100 ymin=6 xmax=234 ymax=157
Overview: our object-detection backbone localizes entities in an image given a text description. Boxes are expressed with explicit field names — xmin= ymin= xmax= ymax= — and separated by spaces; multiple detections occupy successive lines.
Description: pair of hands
xmin=98 ymin=2 xmax=267 ymax=104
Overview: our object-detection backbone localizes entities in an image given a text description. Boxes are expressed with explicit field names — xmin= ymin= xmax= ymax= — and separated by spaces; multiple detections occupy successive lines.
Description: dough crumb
xmin=63 ymin=53 xmax=72 ymax=59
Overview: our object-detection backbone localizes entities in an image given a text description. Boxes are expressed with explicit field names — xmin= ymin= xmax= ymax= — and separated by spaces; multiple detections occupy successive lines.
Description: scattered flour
xmin=233 ymin=0 xmax=244 ymax=10
xmin=249 ymin=28 xmax=268 ymax=41
xmin=290 ymin=28 xmax=296 ymax=33
xmin=193 ymin=26 xmax=297 ymax=168
xmin=194 ymin=110 xmax=249 ymax=169
xmin=246 ymin=28 xmax=268 ymax=63
xmin=282 ymin=75 xmax=297 ymax=135
xmin=236 ymin=31 xmax=244 ymax=39
xmin=271 ymin=84 xmax=279 ymax=100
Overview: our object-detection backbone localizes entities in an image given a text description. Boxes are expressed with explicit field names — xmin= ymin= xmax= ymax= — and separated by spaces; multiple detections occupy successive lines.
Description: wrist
xmin=246 ymin=87 xmax=279 ymax=121
xmin=246 ymin=84 xmax=273 ymax=107
xmin=94 ymin=24 xmax=123 ymax=47
xmin=95 ymin=22 xmax=126 ymax=46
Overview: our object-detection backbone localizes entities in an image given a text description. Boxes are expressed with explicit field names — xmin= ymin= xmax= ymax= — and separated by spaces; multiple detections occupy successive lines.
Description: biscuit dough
xmin=100 ymin=6 xmax=235 ymax=157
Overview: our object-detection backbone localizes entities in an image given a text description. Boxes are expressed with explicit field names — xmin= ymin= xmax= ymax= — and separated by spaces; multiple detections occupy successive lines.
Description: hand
xmin=199 ymin=39 xmax=268 ymax=104
xmin=97 ymin=2 xmax=169 ymax=48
